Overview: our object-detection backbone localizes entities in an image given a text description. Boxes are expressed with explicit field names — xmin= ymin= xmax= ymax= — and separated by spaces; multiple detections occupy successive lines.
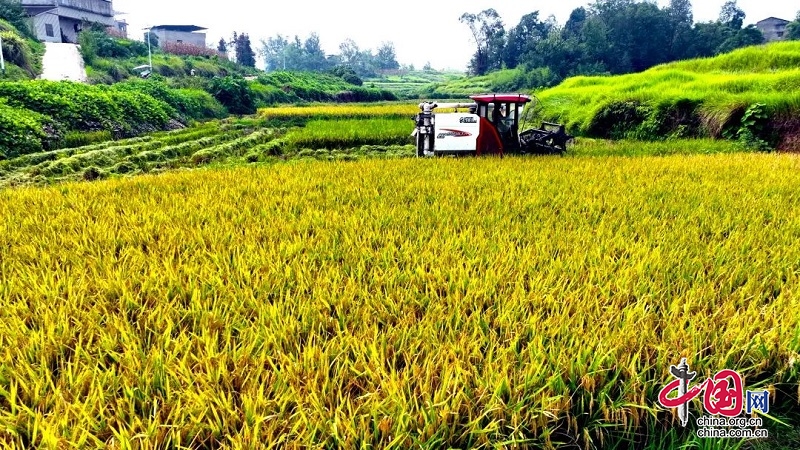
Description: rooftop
xmin=149 ymin=25 xmax=207 ymax=33
xmin=757 ymin=17 xmax=790 ymax=25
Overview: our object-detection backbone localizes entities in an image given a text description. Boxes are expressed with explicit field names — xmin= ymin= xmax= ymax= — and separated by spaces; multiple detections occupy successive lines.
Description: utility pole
xmin=145 ymin=28 xmax=152 ymax=69
xmin=0 ymin=32 xmax=5 ymax=76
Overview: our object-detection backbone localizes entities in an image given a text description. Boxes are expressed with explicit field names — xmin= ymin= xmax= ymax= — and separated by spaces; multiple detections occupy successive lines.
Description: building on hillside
xmin=19 ymin=0 xmax=117 ymax=43
xmin=113 ymin=18 xmax=127 ymax=38
xmin=756 ymin=17 xmax=790 ymax=42
xmin=147 ymin=25 xmax=207 ymax=48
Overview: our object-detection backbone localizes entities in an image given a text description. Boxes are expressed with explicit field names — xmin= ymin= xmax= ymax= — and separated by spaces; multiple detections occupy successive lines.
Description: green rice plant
xmin=62 ymin=130 xmax=114 ymax=149
xmin=284 ymin=118 xmax=412 ymax=150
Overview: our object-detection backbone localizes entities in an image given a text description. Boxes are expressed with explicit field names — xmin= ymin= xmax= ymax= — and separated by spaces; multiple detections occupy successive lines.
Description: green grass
xmin=530 ymin=41 xmax=800 ymax=149
xmin=366 ymin=70 xmax=467 ymax=99
xmin=0 ymin=19 xmax=45 ymax=80
xmin=569 ymin=138 xmax=744 ymax=157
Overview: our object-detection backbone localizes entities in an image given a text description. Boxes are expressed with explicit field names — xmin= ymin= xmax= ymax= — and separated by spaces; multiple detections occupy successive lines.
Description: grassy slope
xmin=1 ymin=155 xmax=798 ymax=448
xmin=0 ymin=19 xmax=45 ymax=80
xmin=532 ymin=41 xmax=800 ymax=148
xmin=409 ymin=68 xmax=539 ymax=100
xmin=366 ymin=70 xmax=467 ymax=99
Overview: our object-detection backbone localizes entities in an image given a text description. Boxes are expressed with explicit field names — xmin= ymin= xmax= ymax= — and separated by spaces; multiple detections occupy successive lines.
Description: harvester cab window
xmin=495 ymin=103 xmax=517 ymax=135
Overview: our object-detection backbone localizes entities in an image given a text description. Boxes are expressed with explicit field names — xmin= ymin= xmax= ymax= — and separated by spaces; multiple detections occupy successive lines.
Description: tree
xmin=260 ymin=34 xmax=288 ymax=71
xmin=338 ymin=38 xmax=360 ymax=67
xmin=303 ymin=33 xmax=329 ymax=71
xmin=563 ymin=7 xmax=588 ymax=38
xmin=626 ymin=1 xmax=672 ymax=71
xmin=0 ymin=0 xmax=35 ymax=39
xmin=234 ymin=33 xmax=256 ymax=67
xmin=375 ymin=41 xmax=399 ymax=70
xmin=667 ymin=0 xmax=693 ymax=27
xmin=719 ymin=0 xmax=745 ymax=29
xmin=504 ymin=11 xmax=548 ymax=68
xmin=666 ymin=0 xmax=694 ymax=59
xmin=217 ymin=38 xmax=227 ymax=54
xmin=459 ymin=8 xmax=505 ymax=75
xmin=788 ymin=11 xmax=800 ymax=40
xmin=717 ymin=25 xmax=763 ymax=54
xmin=337 ymin=38 xmax=377 ymax=77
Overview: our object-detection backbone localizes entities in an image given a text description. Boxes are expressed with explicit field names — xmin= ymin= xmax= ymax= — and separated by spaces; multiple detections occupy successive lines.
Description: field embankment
xmin=532 ymin=41 xmax=800 ymax=150
xmin=1 ymin=155 xmax=799 ymax=448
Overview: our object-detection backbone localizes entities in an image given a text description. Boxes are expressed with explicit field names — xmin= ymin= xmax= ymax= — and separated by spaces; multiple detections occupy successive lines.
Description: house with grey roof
xmin=148 ymin=25 xmax=207 ymax=48
xmin=19 ymin=0 xmax=119 ymax=43
xmin=756 ymin=17 xmax=790 ymax=42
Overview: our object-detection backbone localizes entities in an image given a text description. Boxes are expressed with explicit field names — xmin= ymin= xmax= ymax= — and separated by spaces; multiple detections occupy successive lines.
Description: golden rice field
xmin=1 ymin=154 xmax=800 ymax=448
xmin=258 ymin=104 xmax=422 ymax=120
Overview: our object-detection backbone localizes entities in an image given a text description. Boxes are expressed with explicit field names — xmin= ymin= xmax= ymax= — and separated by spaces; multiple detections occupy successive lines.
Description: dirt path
xmin=40 ymin=43 xmax=87 ymax=82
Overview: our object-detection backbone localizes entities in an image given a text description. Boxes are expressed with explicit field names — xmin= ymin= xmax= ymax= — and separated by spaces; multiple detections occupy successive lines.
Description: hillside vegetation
xmin=0 ymin=18 xmax=44 ymax=80
xmin=0 ymin=80 xmax=227 ymax=158
xmin=78 ymin=30 xmax=395 ymax=103
xmin=531 ymin=41 xmax=800 ymax=150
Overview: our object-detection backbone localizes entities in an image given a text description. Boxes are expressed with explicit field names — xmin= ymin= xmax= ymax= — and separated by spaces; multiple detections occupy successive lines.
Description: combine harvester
xmin=412 ymin=94 xmax=572 ymax=157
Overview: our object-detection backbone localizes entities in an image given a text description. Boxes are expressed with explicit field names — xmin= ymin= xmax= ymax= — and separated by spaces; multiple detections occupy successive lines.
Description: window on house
xmin=45 ymin=24 xmax=54 ymax=37
xmin=777 ymin=32 xmax=785 ymax=38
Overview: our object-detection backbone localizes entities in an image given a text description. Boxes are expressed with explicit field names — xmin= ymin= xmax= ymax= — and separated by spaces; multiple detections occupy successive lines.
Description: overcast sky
xmin=113 ymin=0 xmax=797 ymax=71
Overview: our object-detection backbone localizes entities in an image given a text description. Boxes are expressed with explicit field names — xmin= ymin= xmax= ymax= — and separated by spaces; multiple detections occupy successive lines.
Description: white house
xmin=19 ymin=0 xmax=117 ymax=43
xmin=148 ymin=25 xmax=207 ymax=48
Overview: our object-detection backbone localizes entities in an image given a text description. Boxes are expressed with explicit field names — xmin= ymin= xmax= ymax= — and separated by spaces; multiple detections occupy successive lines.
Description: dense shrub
xmin=255 ymin=71 xmax=394 ymax=103
xmin=329 ymin=65 xmax=363 ymax=86
xmin=78 ymin=30 xmax=150 ymax=64
xmin=209 ymin=76 xmax=255 ymax=115
xmin=112 ymin=80 xmax=226 ymax=121
xmin=0 ymin=30 xmax=35 ymax=76
xmin=162 ymin=42 xmax=221 ymax=58
xmin=0 ymin=81 xmax=175 ymax=134
xmin=178 ymin=88 xmax=228 ymax=119
xmin=587 ymin=101 xmax=652 ymax=139
xmin=0 ymin=102 xmax=51 ymax=159
xmin=249 ymin=82 xmax=293 ymax=107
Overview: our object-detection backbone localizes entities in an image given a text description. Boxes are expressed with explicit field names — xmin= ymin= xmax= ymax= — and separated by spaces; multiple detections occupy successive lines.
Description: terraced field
xmin=0 ymin=112 xmax=416 ymax=187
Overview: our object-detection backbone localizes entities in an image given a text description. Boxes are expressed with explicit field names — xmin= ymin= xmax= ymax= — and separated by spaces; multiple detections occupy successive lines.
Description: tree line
xmin=461 ymin=0 xmax=800 ymax=81
xmin=216 ymin=31 xmax=401 ymax=77
xmin=259 ymin=34 xmax=400 ymax=77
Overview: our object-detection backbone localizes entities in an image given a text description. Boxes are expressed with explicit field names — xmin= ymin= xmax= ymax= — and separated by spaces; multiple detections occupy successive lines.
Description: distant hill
xmin=532 ymin=41 xmax=800 ymax=150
